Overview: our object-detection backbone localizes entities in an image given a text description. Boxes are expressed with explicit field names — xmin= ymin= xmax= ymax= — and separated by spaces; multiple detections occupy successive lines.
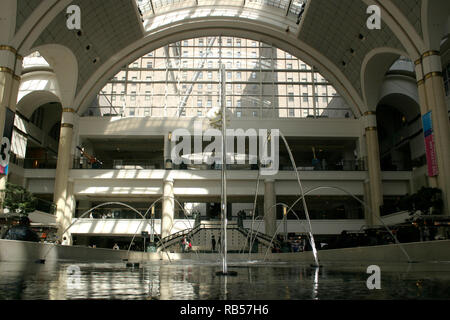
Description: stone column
xmin=0 ymin=45 xmax=22 ymax=206
xmin=163 ymin=132 xmax=172 ymax=169
xmin=363 ymin=112 xmax=383 ymax=226
xmin=161 ymin=177 xmax=174 ymax=239
xmin=415 ymin=58 xmax=438 ymax=189
xmin=54 ymin=108 xmax=76 ymax=242
xmin=416 ymin=51 xmax=450 ymax=215
xmin=264 ymin=179 xmax=277 ymax=236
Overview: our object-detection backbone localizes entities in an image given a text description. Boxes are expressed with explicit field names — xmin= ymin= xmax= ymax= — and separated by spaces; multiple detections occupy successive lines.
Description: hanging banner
xmin=422 ymin=111 xmax=438 ymax=177
xmin=0 ymin=108 xmax=15 ymax=175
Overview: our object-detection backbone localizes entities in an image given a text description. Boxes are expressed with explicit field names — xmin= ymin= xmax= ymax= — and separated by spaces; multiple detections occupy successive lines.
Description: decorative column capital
xmin=362 ymin=111 xmax=377 ymax=131
xmin=61 ymin=108 xmax=78 ymax=127
xmin=0 ymin=45 xmax=17 ymax=55
xmin=422 ymin=50 xmax=442 ymax=77
xmin=0 ymin=66 xmax=13 ymax=75
xmin=422 ymin=50 xmax=440 ymax=59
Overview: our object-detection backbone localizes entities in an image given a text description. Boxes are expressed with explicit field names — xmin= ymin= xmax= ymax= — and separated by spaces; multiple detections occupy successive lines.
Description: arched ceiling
xmin=11 ymin=0 xmax=441 ymax=117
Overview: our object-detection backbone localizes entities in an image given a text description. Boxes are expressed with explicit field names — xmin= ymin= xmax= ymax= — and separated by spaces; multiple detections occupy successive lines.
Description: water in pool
xmin=0 ymin=260 xmax=449 ymax=300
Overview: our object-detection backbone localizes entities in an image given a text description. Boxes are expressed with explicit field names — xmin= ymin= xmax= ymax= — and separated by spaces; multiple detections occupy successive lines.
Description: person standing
xmin=180 ymin=236 xmax=186 ymax=253
xmin=211 ymin=235 xmax=216 ymax=252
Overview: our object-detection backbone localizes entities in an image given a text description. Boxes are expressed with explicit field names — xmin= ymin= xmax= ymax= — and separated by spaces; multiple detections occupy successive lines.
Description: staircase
xmin=156 ymin=221 xmax=280 ymax=253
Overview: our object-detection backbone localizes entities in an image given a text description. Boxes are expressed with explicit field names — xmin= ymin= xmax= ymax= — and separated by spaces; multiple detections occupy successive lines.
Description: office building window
xmin=302 ymin=93 xmax=308 ymax=102
xmin=288 ymin=93 xmax=294 ymax=102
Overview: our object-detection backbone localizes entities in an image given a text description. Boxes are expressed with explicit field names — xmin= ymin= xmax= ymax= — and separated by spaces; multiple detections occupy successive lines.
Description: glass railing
xmin=12 ymin=157 xmax=58 ymax=169
xmin=82 ymin=106 xmax=355 ymax=119
xmin=72 ymin=158 xmax=365 ymax=171
xmin=73 ymin=158 xmax=165 ymax=170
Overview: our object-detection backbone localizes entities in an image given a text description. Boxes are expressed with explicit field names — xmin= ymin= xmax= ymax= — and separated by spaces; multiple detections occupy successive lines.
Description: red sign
xmin=424 ymin=134 xmax=438 ymax=177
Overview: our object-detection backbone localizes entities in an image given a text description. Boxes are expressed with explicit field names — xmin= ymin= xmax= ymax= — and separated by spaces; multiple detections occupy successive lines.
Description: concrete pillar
xmin=363 ymin=112 xmax=383 ymax=226
xmin=164 ymin=132 xmax=173 ymax=169
xmin=54 ymin=108 xmax=77 ymax=242
xmin=264 ymin=179 xmax=277 ymax=236
xmin=416 ymin=51 xmax=450 ymax=215
xmin=415 ymin=58 xmax=438 ymax=189
xmin=0 ymin=45 xmax=22 ymax=207
xmin=161 ymin=177 xmax=174 ymax=239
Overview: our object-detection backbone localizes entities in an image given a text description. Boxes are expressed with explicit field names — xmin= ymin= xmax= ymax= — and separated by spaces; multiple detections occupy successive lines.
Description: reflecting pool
xmin=1 ymin=260 xmax=449 ymax=300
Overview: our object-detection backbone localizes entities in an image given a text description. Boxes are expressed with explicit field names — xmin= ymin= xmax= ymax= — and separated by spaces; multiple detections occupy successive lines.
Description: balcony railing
xmin=83 ymin=105 xmax=354 ymax=119
xmin=12 ymin=158 xmax=58 ymax=169
xmin=73 ymin=158 xmax=165 ymax=170
xmin=71 ymin=158 xmax=365 ymax=171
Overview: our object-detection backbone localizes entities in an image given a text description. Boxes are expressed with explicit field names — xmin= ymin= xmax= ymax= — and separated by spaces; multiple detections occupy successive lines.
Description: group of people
xmin=180 ymin=236 xmax=192 ymax=252
xmin=89 ymin=212 xmax=115 ymax=219
xmin=1 ymin=216 xmax=40 ymax=242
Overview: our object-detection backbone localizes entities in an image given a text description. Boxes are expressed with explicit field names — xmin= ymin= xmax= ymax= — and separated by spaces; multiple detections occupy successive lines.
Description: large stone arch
xmin=364 ymin=0 xmax=424 ymax=60
xmin=379 ymin=76 xmax=420 ymax=120
xmin=33 ymin=44 xmax=78 ymax=108
xmin=16 ymin=90 xmax=61 ymax=119
xmin=422 ymin=0 xmax=450 ymax=51
xmin=12 ymin=0 xmax=73 ymax=55
xmin=72 ymin=17 xmax=365 ymax=118
xmin=361 ymin=47 xmax=407 ymax=110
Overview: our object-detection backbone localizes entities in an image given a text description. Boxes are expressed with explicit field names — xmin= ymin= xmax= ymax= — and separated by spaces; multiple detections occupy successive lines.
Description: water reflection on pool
xmin=1 ymin=260 xmax=449 ymax=300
